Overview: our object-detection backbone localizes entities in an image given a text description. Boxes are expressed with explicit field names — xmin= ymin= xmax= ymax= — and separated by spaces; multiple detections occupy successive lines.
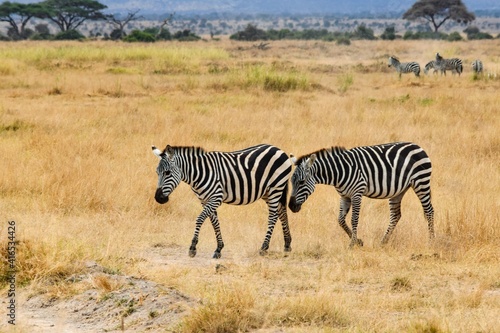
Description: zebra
xmin=424 ymin=61 xmax=439 ymax=75
xmin=435 ymin=53 xmax=463 ymax=76
xmin=152 ymin=144 xmax=293 ymax=258
xmin=472 ymin=59 xmax=483 ymax=74
xmin=288 ymin=142 xmax=434 ymax=248
xmin=388 ymin=56 xmax=420 ymax=78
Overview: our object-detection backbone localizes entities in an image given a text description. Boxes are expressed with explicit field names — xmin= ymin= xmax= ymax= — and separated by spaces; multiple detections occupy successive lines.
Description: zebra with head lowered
xmin=152 ymin=144 xmax=293 ymax=258
xmin=289 ymin=142 xmax=434 ymax=248
xmin=424 ymin=61 xmax=439 ymax=75
xmin=471 ymin=59 xmax=483 ymax=73
xmin=388 ymin=56 xmax=420 ymax=78
xmin=435 ymin=53 xmax=463 ymax=76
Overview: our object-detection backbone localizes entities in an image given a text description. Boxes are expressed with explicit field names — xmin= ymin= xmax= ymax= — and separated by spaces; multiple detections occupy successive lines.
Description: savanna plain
xmin=0 ymin=39 xmax=499 ymax=332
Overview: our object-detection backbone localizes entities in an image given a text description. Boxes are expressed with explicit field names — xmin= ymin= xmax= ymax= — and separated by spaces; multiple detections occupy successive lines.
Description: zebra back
xmin=295 ymin=142 xmax=431 ymax=199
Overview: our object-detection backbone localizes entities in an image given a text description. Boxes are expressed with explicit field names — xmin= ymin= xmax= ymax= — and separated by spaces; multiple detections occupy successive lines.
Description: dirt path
xmin=6 ymin=253 xmax=199 ymax=333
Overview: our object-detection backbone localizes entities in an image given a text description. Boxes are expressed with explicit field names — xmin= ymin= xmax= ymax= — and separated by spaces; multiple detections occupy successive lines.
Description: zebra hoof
xmin=189 ymin=249 xmax=197 ymax=257
xmin=349 ymin=239 xmax=364 ymax=248
xmin=259 ymin=249 xmax=268 ymax=256
xmin=212 ymin=252 xmax=221 ymax=259
xmin=284 ymin=246 xmax=292 ymax=252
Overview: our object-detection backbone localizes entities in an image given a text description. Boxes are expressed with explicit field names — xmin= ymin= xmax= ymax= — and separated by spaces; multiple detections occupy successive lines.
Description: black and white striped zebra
xmin=289 ymin=142 xmax=434 ymax=247
xmin=152 ymin=144 xmax=293 ymax=258
xmin=435 ymin=53 xmax=463 ymax=76
xmin=424 ymin=61 xmax=439 ymax=75
xmin=388 ymin=56 xmax=420 ymax=78
xmin=471 ymin=59 xmax=483 ymax=73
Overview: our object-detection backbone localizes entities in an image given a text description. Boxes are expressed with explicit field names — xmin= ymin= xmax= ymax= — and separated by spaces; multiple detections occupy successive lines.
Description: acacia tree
xmin=0 ymin=1 xmax=46 ymax=39
xmin=403 ymin=0 xmax=475 ymax=32
xmin=39 ymin=0 xmax=107 ymax=32
xmin=107 ymin=9 xmax=143 ymax=40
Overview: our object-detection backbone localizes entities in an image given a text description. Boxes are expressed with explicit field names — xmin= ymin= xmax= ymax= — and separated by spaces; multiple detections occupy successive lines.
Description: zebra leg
xmin=189 ymin=200 xmax=220 ymax=258
xmin=338 ymin=197 xmax=353 ymax=238
xmin=278 ymin=202 xmax=292 ymax=252
xmin=412 ymin=183 xmax=435 ymax=241
xmin=209 ymin=211 xmax=224 ymax=259
xmin=382 ymin=192 xmax=405 ymax=244
xmin=260 ymin=202 xmax=280 ymax=256
xmin=349 ymin=195 xmax=363 ymax=248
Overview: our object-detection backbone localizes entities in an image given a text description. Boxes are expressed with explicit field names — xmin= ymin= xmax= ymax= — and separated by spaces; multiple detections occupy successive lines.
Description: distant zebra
xmin=472 ymin=59 xmax=483 ymax=73
xmin=388 ymin=56 xmax=420 ymax=78
xmin=424 ymin=61 xmax=439 ymax=75
xmin=435 ymin=53 xmax=463 ymax=76
xmin=289 ymin=142 xmax=434 ymax=247
xmin=152 ymin=144 xmax=293 ymax=258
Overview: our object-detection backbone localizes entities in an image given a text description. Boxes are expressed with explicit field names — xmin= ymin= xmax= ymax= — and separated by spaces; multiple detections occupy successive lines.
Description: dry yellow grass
xmin=0 ymin=39 xmax=499 ymax=332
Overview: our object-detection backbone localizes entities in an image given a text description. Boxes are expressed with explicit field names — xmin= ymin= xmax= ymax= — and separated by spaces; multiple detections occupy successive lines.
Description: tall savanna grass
xmin=0 ymin=39 xmax=499 ymax=332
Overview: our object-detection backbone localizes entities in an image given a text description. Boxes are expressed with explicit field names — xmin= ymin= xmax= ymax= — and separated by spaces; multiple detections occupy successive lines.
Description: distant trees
xmin=0 ymin=1 xmax=45 ymax=39
xmin=403 ymin=0 xmax=475 ymax=32
xmin=107 ymin=9 xmax=143 ymax=40
xmin=38 ymin=0 xmax=107 ymax=32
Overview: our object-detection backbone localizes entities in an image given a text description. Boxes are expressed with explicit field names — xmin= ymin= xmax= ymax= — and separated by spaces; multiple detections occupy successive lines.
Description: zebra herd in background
xmin=388 ymin=53 xmax=484 ymax=78
xmin=152 ymin=141 xmax=435 ymax=258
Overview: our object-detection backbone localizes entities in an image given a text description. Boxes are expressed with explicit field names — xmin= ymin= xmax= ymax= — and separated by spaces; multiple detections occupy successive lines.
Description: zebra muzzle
xmin=288 ymin=197 xmax=302 ymax=213
xmin=155 ymin=188 xmax=169 ymax=204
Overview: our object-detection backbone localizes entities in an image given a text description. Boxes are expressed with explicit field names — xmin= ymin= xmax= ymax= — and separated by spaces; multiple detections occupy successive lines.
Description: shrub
xmin=54 ymin=30 xmax=85 ymax=41
xmin=123 ymin=30 xmax=156 ymax=43
xmin=380 ymin=26 xmax=396 ymax=40
xmin=336 ymin=37 xmax=351 ymax=45
xmin=447 ymin=32 xmax=463 ymax=41
xmin=353 ymin=24 xmax=376 ymax=40
xmin=230 ymin=24 xmax=268 ymax=41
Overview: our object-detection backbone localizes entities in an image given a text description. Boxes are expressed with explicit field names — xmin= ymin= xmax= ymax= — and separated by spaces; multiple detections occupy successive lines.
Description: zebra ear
xmin=152 ymin=145 xmax=163 ymax=159
xmin=290 ymin=154 xmax=297 ymax=164
xmin=306 ymin=154 xmax=317 ymax=168
xmin=165 ymin=145 xmax=175 ymax=159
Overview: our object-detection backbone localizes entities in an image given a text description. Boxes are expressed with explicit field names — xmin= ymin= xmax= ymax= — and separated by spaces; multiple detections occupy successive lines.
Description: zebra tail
xmin=280 ymin=182 xmax=288 ymax=207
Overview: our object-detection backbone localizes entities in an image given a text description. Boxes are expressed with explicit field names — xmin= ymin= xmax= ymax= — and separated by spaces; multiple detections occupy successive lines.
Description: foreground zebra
xmin=289 ymin=142 xmax=435 ymax=247
xmin=388 ymin=56 xmax=420 ymax=78
xmin=152 ymin=144 xmax=292 ymax=258
xmin=435 ymin=53 xmax=463 ymax=76
xmin=472 ymin=59 xmax=483 ymax=73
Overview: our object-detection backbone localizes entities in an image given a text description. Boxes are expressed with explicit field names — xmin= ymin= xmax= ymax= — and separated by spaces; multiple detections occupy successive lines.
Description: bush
xmin=380 ymin=26 xmax=396 ymax=40
xmin=447 ymin=32 xmax=463 ymax=41
xmin=403 ymin=30 xmax=448 ymax=40
xmin=123 ymin=30 xmax=156 ymax=42
xmin=336 ymin=37 xmax=351 ymax=45
xmin=173 ymin=29 xmax=201 ymax=41
xmin=353 ymin=24 xmax=376 ymax=40
xmin=54 ymin=30 xmax=85 ymax=41
xmin=230 ymin=24 xmax=268 ymax=41
xmin=468 ymin=32 xmax=494 ymax=40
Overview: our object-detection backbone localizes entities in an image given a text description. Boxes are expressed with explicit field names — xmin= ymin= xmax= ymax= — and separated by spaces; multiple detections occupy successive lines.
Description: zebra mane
xmin=390 ymin=56 xmax=399 ymax=62
xmin=294 ymin=146 xmax=346 ymax=165
xmin=162 ymin=145 xmax=206 ymax=155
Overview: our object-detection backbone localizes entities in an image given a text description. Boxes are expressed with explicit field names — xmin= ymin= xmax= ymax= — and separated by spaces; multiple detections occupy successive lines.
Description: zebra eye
xmin=163 ymin=170 xmax=171 ymax=177
xmin=298 ymin=180 xmax=305 ymax=185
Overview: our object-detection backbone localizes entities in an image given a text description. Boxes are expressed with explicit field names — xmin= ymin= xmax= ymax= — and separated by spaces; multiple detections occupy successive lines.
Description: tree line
xmin=0 ymin=0 xmax=494 ymax=42
xmin=0 ymin=0 xmax=200 ymax=41
xmin=230 ymin=23 xmax=497 ymax=44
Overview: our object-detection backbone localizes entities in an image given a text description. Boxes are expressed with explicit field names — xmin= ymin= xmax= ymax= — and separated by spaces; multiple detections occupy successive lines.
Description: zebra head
xmin=289 ymin=154 xmax=317 ymax=213
xmin=388 ymin=56 xmax=397 ymax=67
xmin=424 ymin=61 xmax=434 ymax=75
xmin=152 ymin=145 xmax=182 ymax=204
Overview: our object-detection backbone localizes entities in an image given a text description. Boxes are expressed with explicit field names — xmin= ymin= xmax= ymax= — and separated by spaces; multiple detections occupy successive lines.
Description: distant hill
xmin=99 ymin=0 xmax=499 ymax=16
xmin=7 ymin=0 xmax=500 ymax=16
